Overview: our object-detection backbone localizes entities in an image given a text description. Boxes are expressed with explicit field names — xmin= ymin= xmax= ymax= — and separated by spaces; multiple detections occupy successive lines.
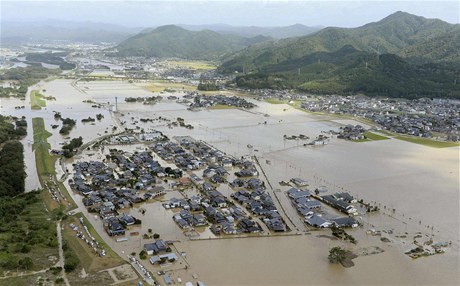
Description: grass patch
xmin=286 ymin=104 xmax=348 ymax=119
xmin=284 ymin=101 xmax=379 ymax=127
xmin=198 ymin=90 xmax=222 ymax=95
xmin=63 ymin=219 xmax=123 ymax=273
xmin=346 ymin=132 xmax=389 ymax=143
xmin=140 ymin=80 xmax=196 ymax=93
xmin=288 ymin=104 xmax=381 ymax=128
xmin=66 ymin=268 xmax=115 ymax=286
xmin=287 ymin=100 xmax=302 ymax=107
xmin=0 ymin=191 xmax=59 ymax=274
xmin=32 ymin=117 xmax=77 ymax=211
xmin=349 ymin=138 xmax=370 ymax=143
xmin=265 ymin=98 xmax=287 ymax=104
xmin=74 ymin=213 xmax=122 ymax=262
xmin=395 ymin=135 xmax=460 ymax=148
xmin=196 ymin=90 xmax=256 ymax=98
xmin=234 ymin=91 xmax=256 ymax=98
xmin=0 ymin=272 xmax=57 ymax=286
xmin=207 ymin=104 xmax=237 ymax=110
xmin=30 ymin=90 xmax=47 ymax=110
xmin=32 ymin=117 xmax=54 ymax=176
xmin=375 ymin=129 xmax=395 ymax=136
xmin=363 ymin=131 xmax=389 ymax=141
xmin=354 ymin=117 xmax=378 ymax=127
xmin=62 ymin=222 xmax=92 ymax=270
xmin=57 ymin=181 xmax=75 ymax=208
xmin=167 ymin=60 xmax=217 ymax=70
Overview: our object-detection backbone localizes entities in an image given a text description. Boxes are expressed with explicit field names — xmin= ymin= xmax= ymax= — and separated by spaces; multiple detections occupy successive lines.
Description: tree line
xmin=0 ymin=141 xmax=26 ymax=197
xmin=0 ymin=66 xmax=61 ymax=98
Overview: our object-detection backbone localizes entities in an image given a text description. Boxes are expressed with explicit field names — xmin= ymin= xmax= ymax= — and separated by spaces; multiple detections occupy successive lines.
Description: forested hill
xmin=179 ymin=23 xmax=323 ymax=39
xmin=115 ymin=25 xmax=271 ymax=59
xmin=219 ymin=12 xmax=460 ymax=98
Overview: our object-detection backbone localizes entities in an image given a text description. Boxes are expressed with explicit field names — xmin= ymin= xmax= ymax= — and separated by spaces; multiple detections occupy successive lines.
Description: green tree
xmin=139 ymin=250 xmax=147 ymax=260
xmin=19 ymin=257 xmax=34 ymax=270
xmin=328 ymin=246 xmax=349 ymax=264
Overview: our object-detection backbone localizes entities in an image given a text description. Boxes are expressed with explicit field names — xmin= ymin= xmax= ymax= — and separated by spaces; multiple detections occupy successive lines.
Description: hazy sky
xmin=1 ymin=0 xmax=459 ymax=28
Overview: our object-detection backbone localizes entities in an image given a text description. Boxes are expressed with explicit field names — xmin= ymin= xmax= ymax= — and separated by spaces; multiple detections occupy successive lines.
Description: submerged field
xmin=135 ymin=80 xmax=197 ymax=93
xmin=30 ymin=90 xmax=46 ymax=110
xmin=163 ymin=60 xmax=217 ymax=70
xmin=4 ymin=79 xmax=458 ymax=285
xmin=93 ymin=80 xmax=458 ymax=285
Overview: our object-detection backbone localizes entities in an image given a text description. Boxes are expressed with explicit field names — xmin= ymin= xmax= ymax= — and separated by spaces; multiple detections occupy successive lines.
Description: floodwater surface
xmin=3 ymin=79 xmax=456 ymax=285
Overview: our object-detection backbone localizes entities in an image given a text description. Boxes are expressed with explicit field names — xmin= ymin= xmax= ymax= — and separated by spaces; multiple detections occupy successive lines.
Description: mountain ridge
xmin=115 ymin=25 xmax=272 ymax=59
xmin=220 ymin=11 xmax=460 ymax=73
xmin=178 ymin=23 xmax=323 ymax=39
xmin=0 ymin=20 xmax=143 ymax=44
xmin=220 ymin=11 xmax=460 ymax=98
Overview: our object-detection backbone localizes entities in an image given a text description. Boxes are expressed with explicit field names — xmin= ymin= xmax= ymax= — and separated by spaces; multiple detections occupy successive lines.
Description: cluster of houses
xmin=155 ymin=136 xmax=287 ymax=234
xmin=298 ymin=95 xmax=460 ymax=141
xmin=178 ymin=137 xmax=234 ymax=169
xmin=70 ymin=147 xmax=182 ymax=237
xmin=152 ymin=139 xmax=201 ymax=171
xmin=164 ymin=183 xmax=264 ymax=235
xmin=337 ymin=125 xmax=366 ymax=141
xmin=232 ymin=189 xmax=285 ymax=232
xmin=188 ymin=94 xmax=256 ymax=110
xmin=372 ymin=114 xmax=433 ymax=138
xmin=72 ymin=131 xmax=286 ymax=240
xmin=286 ymin=183 xmax=359 ymax=229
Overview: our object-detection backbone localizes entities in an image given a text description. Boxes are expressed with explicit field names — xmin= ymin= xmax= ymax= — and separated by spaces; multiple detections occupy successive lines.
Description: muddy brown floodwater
xmin=4 ymin=79 xmax=456 ymax=285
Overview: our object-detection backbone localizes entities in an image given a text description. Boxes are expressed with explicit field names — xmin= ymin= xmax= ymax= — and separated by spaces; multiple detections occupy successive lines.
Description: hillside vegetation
xmin=180 ymin=23 xmax=322 ymax=39
xmin=25 ymin=52 xmax=76 ymax=70
xmin=115 ymin=25 xmax=271 ymax=59
xmin=0 ymin=66 xmax=61 ymax=98
xmin=220 ymin=12 xmax=460 ymax=98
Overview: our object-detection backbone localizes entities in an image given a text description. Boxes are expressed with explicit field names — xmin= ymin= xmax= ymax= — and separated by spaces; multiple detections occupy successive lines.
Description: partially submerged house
xmin=144 ymin=239 xmax=168 ymax=255
xmin=305 ymin=214 xmax=332 ymax=228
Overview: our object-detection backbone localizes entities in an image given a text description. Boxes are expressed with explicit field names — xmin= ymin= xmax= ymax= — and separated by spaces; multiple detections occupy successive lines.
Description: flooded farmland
xmin=4 ymin=79 xmax=458 ymax=285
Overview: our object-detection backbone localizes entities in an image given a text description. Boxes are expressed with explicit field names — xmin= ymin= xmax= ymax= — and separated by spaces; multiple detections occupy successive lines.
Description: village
xmin=67 ymin=120 xmax=404 ymax=285
xmin=297 ymin=95 xmax=460 ymax=140
xmin=64 ymin=116 xmax=453 ymax=286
